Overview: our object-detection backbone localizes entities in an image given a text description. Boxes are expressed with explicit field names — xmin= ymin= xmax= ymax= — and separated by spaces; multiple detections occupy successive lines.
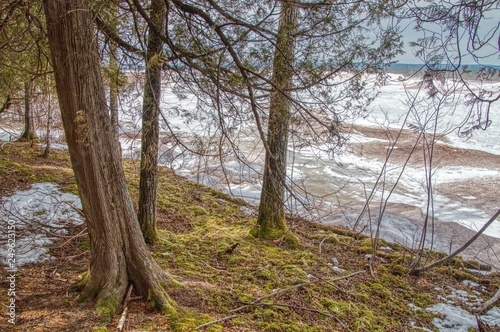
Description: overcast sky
xmin=392 ymin=14 xmax=499 ymax=65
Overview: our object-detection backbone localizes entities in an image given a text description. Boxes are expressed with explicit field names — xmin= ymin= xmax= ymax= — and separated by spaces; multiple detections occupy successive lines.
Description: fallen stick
xmin=194 ymin=314 xmax=237 ymax=330
xmin=117 ymin=284 xmax=134 ymax=331
xmin=230 ymin=270 xmax=364 ymax=314
xmin=473 ymin=287 xmax=500 ymax=314
xmin=411 ymin=209 xmax=500 ymax=275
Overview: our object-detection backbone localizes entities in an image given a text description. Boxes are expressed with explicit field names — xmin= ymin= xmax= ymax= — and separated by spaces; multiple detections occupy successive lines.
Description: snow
xmin=405 ymin=284 xmax=500 ymax=331
xmin=426 ymin=304 xmax=500 ymax=331
xmin=0 ymin=127 xmax=19 ymax=141
xmin=0 ymin=183 xmax=83 ymax=269
xmin=111 ymin=78 xmax=500 ymax=253
xmin=427 ymin=303 xmax=477 ymax=332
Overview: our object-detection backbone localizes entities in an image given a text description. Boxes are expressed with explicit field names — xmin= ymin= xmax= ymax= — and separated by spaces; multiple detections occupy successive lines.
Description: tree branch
xmin=92 ymin=13 xmax=145 ymax=56
xmin=411 ymin=209 xmax=500 ymax=275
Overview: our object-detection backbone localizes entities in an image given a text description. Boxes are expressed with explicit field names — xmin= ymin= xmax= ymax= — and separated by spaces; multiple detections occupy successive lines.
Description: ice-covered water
xmin=116 ymin=73 xmax=499 ymax=246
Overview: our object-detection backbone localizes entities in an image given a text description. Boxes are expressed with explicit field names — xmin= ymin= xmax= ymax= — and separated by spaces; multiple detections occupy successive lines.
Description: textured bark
xmin=109 ymin=40 xmax=120 ymax=154
xmin=42 ymin=92 xmax=51 ymax=158
xmin=138 ymin=0 xmax=166 ymax=244
xmin=43 ymin=0 xmax=175 ymax=316
xmin=20 ymin=81 xmax=38 ymax=141
xmin=254 ymin=3 xmax=298 ymax=240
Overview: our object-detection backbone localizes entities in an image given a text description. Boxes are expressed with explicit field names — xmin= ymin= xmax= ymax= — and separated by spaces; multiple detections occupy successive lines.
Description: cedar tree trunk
xmin=43 ymin=0 xmax=175 ymax=316
xmin=138 ymin=0 xmax=166 ymax=244
xmin=253 ymin=3 xmax=298 ymax=240
xmin=109 ymin=40 xmax=121 ymax=154
xmin=20 ymin=81 xmax=38 ymax=141
xmin=42 ymin=92 xmax=51 ymax=158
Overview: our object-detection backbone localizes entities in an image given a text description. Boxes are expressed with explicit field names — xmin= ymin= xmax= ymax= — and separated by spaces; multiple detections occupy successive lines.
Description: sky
xmin=392 ymin=9 xmax=500 ymax=65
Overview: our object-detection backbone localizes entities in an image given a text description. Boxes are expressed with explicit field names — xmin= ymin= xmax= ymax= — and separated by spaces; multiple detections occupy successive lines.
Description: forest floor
xmin=1 ymin=143 xmax=500 ymax=331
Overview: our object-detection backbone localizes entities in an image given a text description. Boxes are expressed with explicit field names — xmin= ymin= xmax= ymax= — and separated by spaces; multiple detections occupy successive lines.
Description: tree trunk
xmin=138 ymin=0 xmax=166 ymax=244
xmin=43 ymin=0 xmax=175 ymax=317
xmin=108 ymin=1 xmax=121 ymax=155
xmin=253 ymin=3 xmax=298 ymax=240
xmin=109 ymin=40 xmax=121 ymax=155
xmin=42 ymin=91 xmax=51 ymax=158
xmin=20 ymin=81 xmax=38 ymax=141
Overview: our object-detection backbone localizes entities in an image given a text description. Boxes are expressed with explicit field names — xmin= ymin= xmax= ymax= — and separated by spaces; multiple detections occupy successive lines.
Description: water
xmin=118 ymin=69 xmax=500 ymax=250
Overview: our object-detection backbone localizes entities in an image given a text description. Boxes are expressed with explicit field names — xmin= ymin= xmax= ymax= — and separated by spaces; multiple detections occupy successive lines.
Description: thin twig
xmin=200 ymin=260 xmax=229 ymax=273
xmin=52 ymin=227 xmax=88 ymax=248
xmin=194 ymin=315 xmax=237 ymax=330
xmin=230 ymin=271 xmax=364 ymax=313
xmin=411 ymin=209 xmax=500 ymax=275
xmin=250 ymin=264 xmax=272 ymax=275
xmin=310 ymin=274 xmax=350 ymax=297
xmin=319 ymin=237 xmax=328 ymax=254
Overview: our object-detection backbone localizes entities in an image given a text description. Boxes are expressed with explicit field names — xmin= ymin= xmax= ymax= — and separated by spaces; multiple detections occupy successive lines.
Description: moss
xmin=378 ymin=273 xmax=411 ymax=291
xmin=282 ymin=232 xmax=301 ymax=249
xmin=463 ymin=260 xmax=492 ymax=271
xmin=96 ymin=296 xmax=120 ymax=320
xmin=249 ymin=223 xmax=285 ymax=240
xmin=148 ymin=288 xmax=177 ymax=317
xmin=238 ymin=293 xmax=255 ymax=303
xmin=436 ymin=266 xmax=478 ymax=282
xmin=313 ymin=234 xmax=342 ymax=245
xmin=188 ymin=205 xmax=208 ymax=216
xmin=255 ymin=268 xmax=278 ymax=280
xmin=62 ymin=182 xmax=79 ymax=195
xmin=413 ymin=292 xmax=433 ymax=308
xmin=254 ymin=308 xmax=281 ymax=320
xmin=73 ymin=271 xmax=90 ymax=293
xmin=281 ymin=265 xmax=307 ymax=278
xmin=79 ymin=240 xmax=90 ymax=252
xmin=388 ymin=264 xmax=407 ymax=276
xmin=352 ymin=292 xmax=370 ymax=303
xmin=451 ymin=257 xmax=465 ymax=268
xmin=90 ymin=327 xmax=109 ymax=332
xmin=3 ymin=142 xmax=494 ymax=331
xmin=319 ymin=297 xmax=336 ymax=309
xmin=378 ymin=264 xmax=389 ymax=275
xmin=170 ymin=310 xmax=223 ymax=332
xmin=19 ymin=131 xmax=39 ymax=142
xmin=369 ymin=282 xmax=393 ymax=300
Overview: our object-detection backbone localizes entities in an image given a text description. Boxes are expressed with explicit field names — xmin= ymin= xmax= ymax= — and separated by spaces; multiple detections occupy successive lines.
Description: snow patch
xmin=0 ymin=183 xmax=83 ymax=269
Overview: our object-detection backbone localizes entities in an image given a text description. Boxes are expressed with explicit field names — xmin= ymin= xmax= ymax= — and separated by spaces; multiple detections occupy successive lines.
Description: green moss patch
xmin=2 ymin=142 xmax=500 ymax=331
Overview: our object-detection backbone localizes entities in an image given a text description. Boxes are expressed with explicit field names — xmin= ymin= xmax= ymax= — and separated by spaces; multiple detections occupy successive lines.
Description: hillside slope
xmin=0 ymin=143 xmax=499 ymax=331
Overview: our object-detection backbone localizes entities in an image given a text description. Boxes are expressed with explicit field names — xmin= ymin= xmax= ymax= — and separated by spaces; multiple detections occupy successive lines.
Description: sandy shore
xmin=336 ymin=123 xmax=500 ymax=268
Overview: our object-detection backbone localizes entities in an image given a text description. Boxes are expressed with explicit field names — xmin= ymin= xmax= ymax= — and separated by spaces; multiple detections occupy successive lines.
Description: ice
xmin=0 ymin=127 xmax=19 ymax=141
xmin=55 ymin=73 xmax=499 ymax=254
xmin=113 ymin=73 xmax=500 ymax=247
xmin=426 ymin=304 xmax=500 ymax=331
xmin=427 ymin=303 xmax=477 ymax=332
xmin=462 ymin=280 xmax=480 ymax=288
xmin=0 ymin=183 xmax=83 ymax=268
xmin=8 ymin=70 xmax=492 ymax=270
